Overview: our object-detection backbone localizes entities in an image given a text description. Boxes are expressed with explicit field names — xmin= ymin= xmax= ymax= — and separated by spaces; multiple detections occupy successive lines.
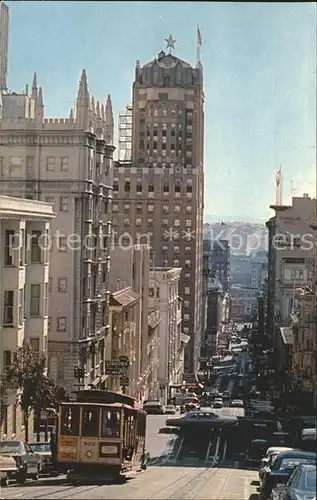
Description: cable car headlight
xmin=86 ymin=451 xmax=92 ymax=458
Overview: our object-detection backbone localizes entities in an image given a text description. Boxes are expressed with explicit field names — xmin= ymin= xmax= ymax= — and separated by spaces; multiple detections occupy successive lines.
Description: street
xmin=1 ymin=416 xmax=260 ymax=500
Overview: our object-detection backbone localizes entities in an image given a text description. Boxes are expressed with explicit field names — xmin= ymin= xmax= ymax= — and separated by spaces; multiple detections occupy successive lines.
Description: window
xmin=136 ymin=184 xmax=142 ymax=193
xmin=46 ymin=157 xmax=55 ymax=171
xmin=60 ymin=197 xmax=68 ymax=212
xmin=3 ymin=291 xmax=14 ymax=326
xmin=174 ymin=206 xmax=180 ymax=213
xmin=60 ymin=406 xmax=80 ymax=436
xmin=174 ymin=219 xmax=180 ymax=227
xmin=60 ymin=157 xmax=69 ymax=171
xmin=183 ymin=327 xmax=189 ymax=334
xmin=58 ymin=278 xmax=67 ymax=292
xmin=149 ymin=288 xmax=154 ymax=297
xmin=174 ymin=246 xmax=180 ymax=253
xmin=57 ymin=317 xmax=67 ymax=332
xmin=148 ymin=205 xmax=154 ymax=213
xmin=173 ymin=260 xmax=180 ymax=266
xmin=185 ymin=219 xmax=192 ymax=227
xmin=58 ymin=237 xmax=68 ymax=251
xmin=184 ymin=272 xmax=191 ymax=279
xmin=30 ymin=284 xmax=41 ymax=317
xmin=184 ymin=300 xmax=190 ymax=308
xmin=136 ymin=218 xmax=142 ymax=226
xmin=175 ymin=185 xmax=181 ymax=193
xmin=124 ymin=181 xmax=130 ymax=192
xmin=48 ymin=277 xmax=52 ymax=293
xmin=163 ymin=205 xmax=169 ymax=213
xmin=45 ymin=196 xmax=55 ymax=210
xmin=163 ymin=219 xmax=169 ymax=226
xmin=186 ymin=185 xmax=192 ymax=193
xmin=101 ymin=409 xmax=121 ymax=438
xmin=3 ymin=350 xmax=11 ymax=368
xmin=163 ymin=184 xmax=169 ymax=194
xmin=184 ymin=314 xmax=190 ymax=321
xmin=31 ymin=231 xmax=42 ymax=262
xmin=186 ymin=206 xmax=192 ymax=213
xmin=124 ymin=203 xmax=130 ymax=212
xmin=30 ymin=337 xmax=40 ymax=351
xmin=48 ymin=316 xmax=52 ymax=332
xmin=18 ymin=288 xmax=23 ymax=325
xmin=113 ymin=183 xmax=118 ymax=192
xmin=185 ymin=260 xmax=191 ymax=267
xmin=148 ymin=184 xmax=154 ymax=192
xmin=185 ymin=245 xmax=191 ymax=252
xmin=4 ymin=229 xmax=14 ymax=266
xmin=123 ymin=218 xmax=130 ymax=225
xmin=81 ymin=407 xmax=100 ymax=437
xmin=112 ymin=204 xmax=118 ymax=212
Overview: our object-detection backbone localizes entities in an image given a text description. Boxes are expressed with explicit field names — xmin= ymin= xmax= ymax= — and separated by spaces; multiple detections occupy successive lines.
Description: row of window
xmin=112 ymin=204 xmax=193 ymax=214
xmin=48 ymin=277 xmax=67 ymax=293
xmin=113 ymin=182 xmax=193 ymax=194
xmin=45 ymin=196 xmax=69 ymax=212
xmin=46 ymin=156 xmax=70 ymax=172
xmin=117 ymin=218 xmax=193 ymax=227
xmin=0 ymin=156 xmax=69 ymax=178
xmin=3 ymin=285 xmax=48 ymax=326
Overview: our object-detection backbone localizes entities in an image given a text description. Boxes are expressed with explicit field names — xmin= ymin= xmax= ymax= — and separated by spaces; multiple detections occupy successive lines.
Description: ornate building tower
xmin=113 ymin=37 xmax=205 ymax=375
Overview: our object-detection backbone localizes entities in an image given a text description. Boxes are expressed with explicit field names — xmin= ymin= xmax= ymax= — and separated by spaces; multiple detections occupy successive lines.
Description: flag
xmin=276 ymin=168 xmax=281 ymax=186
xmin=197 ymin=26 xmax=202 ymax=46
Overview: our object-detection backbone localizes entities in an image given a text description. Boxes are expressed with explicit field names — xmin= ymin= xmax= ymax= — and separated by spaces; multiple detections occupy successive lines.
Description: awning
xmin=110 ymin=287 xmax=140 ymax=309
xmin=181 ymin=333 xmax=190 ymax=344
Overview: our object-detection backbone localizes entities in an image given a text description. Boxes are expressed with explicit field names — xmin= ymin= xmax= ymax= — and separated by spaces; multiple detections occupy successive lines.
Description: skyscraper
xmin=0 ymin=0 xmax=9 ymax=90
xmin=113 ymin=36 xmax=205 ymax=374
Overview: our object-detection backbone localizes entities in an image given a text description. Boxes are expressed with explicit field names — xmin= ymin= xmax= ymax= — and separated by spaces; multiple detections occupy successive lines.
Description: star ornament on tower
xmin=165 ymin=34 xmax=176 ymax=53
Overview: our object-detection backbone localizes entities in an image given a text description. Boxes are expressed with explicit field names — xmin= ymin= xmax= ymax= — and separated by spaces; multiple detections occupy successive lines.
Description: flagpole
xmin=196 ymin=25 xmax=201 ymax=65
xmin=280 ymin=166 xmax=283 ymax=205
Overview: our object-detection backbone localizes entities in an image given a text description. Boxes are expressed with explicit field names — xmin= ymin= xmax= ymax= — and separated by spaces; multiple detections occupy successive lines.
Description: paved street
xmin=1 ymin=417 xmax=260 ymax=500
xmin=1 ymin=465 xmax=260 ymax=499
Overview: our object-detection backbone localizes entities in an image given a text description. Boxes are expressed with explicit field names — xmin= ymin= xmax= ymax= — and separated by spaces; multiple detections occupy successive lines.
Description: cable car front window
xmin=101 ymin=409 xmax=121 ymax=438
xmin=81 ymin=407 xmax=99 ymax=438
xmin=60 ymin=406 xmax=80 ymax=436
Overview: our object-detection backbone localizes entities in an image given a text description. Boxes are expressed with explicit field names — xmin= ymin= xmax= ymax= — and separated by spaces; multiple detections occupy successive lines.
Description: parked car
xmin=260 ymin=450 xmax=316 ymax=499
xmin=213 ymin=398 xmax=223 ymax=409
xmin=165 ymin=405 xmax=177 ymax=415
xmin=0 ymin=454 xmax=17 ymax=487
xmin=271 ymin=463 xmax=316 ymax=500
xmin=246 ymin=439 xmax=270 ymax=465
xmin=259 ymin=447 xmax=297 ymax=486
xmin=28 ymin=442 xmax=58 ymax=476
xmin=0 ymin=441 xmax=42 ymax=483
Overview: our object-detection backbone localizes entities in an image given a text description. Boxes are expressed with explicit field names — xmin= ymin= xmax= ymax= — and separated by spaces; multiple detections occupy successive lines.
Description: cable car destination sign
xmin=104 ymin=358 xmax=129 ymax=376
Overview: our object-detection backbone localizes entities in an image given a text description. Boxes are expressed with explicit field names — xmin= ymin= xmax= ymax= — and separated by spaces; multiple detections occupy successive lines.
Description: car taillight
xmin=14 ymin=456 xmax=22 ymax=467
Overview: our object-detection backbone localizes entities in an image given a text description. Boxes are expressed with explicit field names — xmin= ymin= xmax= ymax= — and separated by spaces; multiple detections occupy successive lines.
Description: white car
xmin=230 ymin=399 xmax=244 ymax=408
xmin=213 ymin=398 xmax=223 ymax=409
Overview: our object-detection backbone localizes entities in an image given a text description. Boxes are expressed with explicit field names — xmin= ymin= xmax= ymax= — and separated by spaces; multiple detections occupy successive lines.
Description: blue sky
xmin=7 ymin=1 xmax=316 ymax=221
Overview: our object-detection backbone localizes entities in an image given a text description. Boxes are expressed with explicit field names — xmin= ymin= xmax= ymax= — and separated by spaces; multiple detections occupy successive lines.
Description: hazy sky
xmin=7 ymin=1 xmax=316 ymax=221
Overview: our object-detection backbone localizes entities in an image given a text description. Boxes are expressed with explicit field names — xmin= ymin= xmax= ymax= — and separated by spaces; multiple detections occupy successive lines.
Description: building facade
xmin=148 ymin=267 xmax=187 ymax=404
xmin=113 ymin=41 xmax=204 ymax=374
xmin=0 ymin=1 xmax=9 ymax=91
xmin=108 ymin=244 xmax=160 ymax=401
xmin=266 ymin=195 xmax=316 ymax=350
xmin=0 ymin=71 xmax=114 ymax=391
xmin=0 ymin=195 xmax=55 ymax=440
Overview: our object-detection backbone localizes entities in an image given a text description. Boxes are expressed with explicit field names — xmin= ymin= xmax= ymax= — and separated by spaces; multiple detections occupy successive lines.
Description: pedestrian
xmin=50 ymin=431 xmax=57 ymax=467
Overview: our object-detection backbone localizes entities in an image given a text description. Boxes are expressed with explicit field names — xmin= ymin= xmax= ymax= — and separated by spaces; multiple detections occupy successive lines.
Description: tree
xmin=0 ymin=374 xmax=9 ymax=430
xmin=2 ymin=343 xmax=60 ymax=441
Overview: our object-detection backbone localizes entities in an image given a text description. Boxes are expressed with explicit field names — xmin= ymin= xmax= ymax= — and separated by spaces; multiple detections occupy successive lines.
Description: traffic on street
xmin=1 ymin=323 xmax=315 ymax=499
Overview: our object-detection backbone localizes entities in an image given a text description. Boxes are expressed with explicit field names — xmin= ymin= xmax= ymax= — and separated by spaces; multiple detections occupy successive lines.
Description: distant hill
xmin=204 ymin=214 xmax=266 ymax=223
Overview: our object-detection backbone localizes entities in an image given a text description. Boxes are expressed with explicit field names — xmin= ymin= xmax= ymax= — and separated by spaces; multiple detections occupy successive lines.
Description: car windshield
xmin=277 ymin=458 xmax=315 ymax=471
xmin=0 ymin=442 xmax=22 ymax=453
xmin=29 ymin=443 xmax=50 ymax=453
xmin=303 ymin=469 xmax=316 ymax=490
